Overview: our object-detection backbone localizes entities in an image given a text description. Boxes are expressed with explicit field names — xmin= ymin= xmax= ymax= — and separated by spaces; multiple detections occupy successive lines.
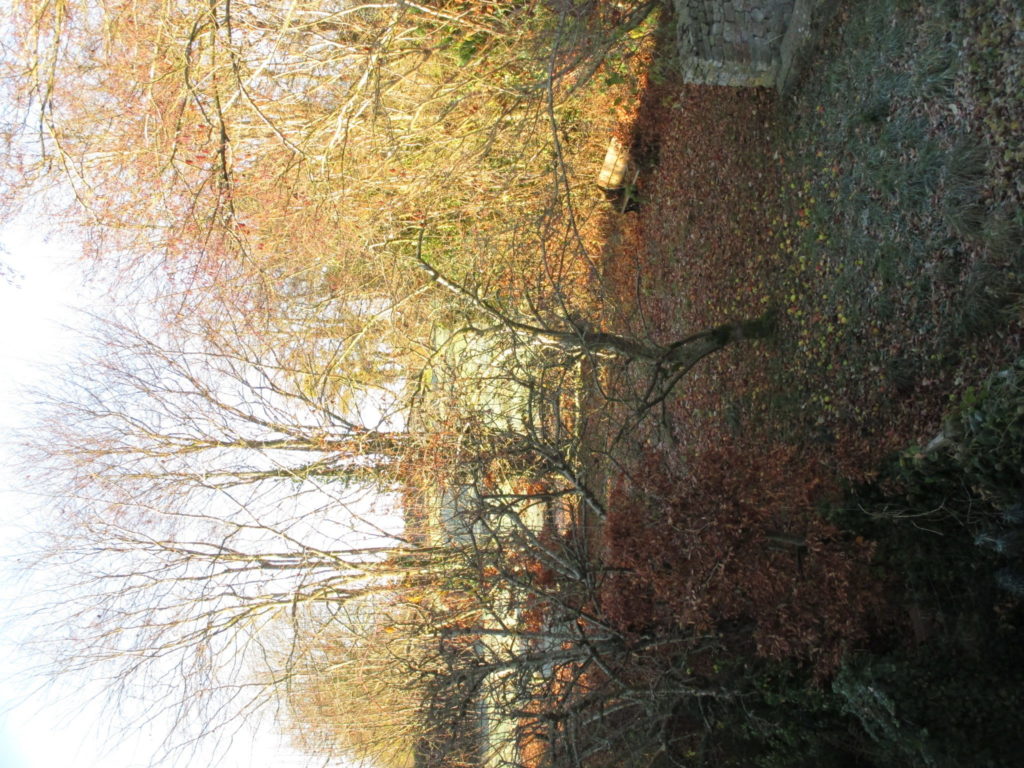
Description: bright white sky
xmin=0 ymin=224 xmax=332 ymax=768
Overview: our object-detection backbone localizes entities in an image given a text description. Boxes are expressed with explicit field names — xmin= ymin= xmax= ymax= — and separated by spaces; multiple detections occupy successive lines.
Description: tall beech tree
xmin=18 ymin=308 xmax=470 ymax=763
xmin=3 ymin=2 xmax=786 ymax=765
xmin=17 ymin=308 xmax=588 ymax=767
xmin=2 ymin=0 xmax=656 ymax=301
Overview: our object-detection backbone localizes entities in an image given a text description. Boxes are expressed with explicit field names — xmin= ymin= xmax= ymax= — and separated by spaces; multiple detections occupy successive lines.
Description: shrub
xmin=895 ymin=356 xmax=1024 ymax=514
xmin=602 ymin=441 xmax=885 ymax=677
xmin=833 ymin=646 xmax=1024 ymax=768
xmin=953 ymin=359 xmax=1024 ymax=506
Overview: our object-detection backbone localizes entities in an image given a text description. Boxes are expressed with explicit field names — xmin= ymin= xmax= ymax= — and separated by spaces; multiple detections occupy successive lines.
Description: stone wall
xmin=670 ymin=0 xmax=837 ymax=91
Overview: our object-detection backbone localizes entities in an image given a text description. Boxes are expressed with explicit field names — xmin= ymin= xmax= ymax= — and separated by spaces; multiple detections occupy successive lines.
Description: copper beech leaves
xmin=601 ymin=441 xmax=886 ymax=678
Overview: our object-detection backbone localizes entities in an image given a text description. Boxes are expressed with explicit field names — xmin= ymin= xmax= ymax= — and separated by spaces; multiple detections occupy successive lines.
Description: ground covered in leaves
xmin=583 ymin=0 xmax=1024 ymax=763
xmin=601 ymin=0 xmax=1023 ymax=483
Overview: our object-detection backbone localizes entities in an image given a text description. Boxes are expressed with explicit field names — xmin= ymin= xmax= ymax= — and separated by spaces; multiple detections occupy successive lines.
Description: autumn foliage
xmin=601 ymin=440 xmax=885 ymax=677
xmin=9 ymin=0 xmax=1023 ymax=766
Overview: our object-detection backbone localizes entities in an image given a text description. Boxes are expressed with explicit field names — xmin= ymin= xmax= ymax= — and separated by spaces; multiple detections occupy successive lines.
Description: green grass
xmin=759 ymin=0 xmax=1023 ymax=446
xmin=738 ymin=4 xmax=1024 ymax=763
xmin=962 ymin=0 xmax=1024 ymax=209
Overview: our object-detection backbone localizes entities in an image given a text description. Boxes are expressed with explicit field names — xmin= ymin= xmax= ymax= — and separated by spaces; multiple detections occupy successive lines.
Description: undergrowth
xmin=759 ymin=0 xmax=1023 ymax=475
xmin=590 ymin=0 xmax=1024 ymax=765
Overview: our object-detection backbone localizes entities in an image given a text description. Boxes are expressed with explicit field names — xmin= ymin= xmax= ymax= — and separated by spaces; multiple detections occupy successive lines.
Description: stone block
xmin=671 ymin=0 xmax=830 ymax=90
xmin=751 ymin=41 xmax=775 ymax=66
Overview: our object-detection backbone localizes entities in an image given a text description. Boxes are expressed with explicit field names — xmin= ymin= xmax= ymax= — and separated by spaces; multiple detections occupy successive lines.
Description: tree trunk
xmin=549 ymin=311 xmax=777 ymax=368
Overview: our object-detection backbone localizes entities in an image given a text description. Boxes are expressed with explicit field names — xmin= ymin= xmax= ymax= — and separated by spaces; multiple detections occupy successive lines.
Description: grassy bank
xmin=589 ymin=0 xmax=1024 ymax=765
xmin=762 ymin=0 xmax=1024 ymax=475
